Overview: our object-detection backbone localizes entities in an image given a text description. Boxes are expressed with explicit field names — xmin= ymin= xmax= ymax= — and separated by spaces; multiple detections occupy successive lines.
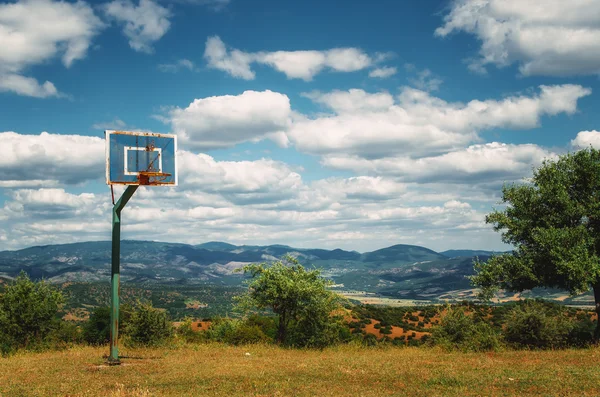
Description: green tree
xmin=0 ymin=271 xmax=64 ymax=349
xmin=471 ymin=148 xmax=600 ymax=338
xmin=237 ymin=255 xmax=345 ymax=347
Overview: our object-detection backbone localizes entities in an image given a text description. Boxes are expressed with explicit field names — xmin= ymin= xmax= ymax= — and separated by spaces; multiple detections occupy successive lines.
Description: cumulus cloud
xmin=165 ymin=90 xmax=292 ymax=150
xmin=0 ymin=131 xmax=104 ymax=186
xmin=322 ymin=142 xmax=556 ymax=184
xmin=179 ymin=151 xmax=302 ymax=204
xmin=103 ymin=0 xmax=171 ymax=53
xmin=203 ymin=36 xmax=377 ymax=81
xmin=436 ymin=0 xmax=600 ymax=76
xmin=0 ymin=74 xmax=59 ymax=98
xmin=289 ymin=85 xmax=591 ymax=158
xmin=571 ymin=130 xmax=600 ymax=149
xmin=369 ymin=66 xmax=397 ymax=78
xmin=302 ymin=89 xmax=394 ymax=114
xmin=0 ymin=0 xmax=104 ymax=97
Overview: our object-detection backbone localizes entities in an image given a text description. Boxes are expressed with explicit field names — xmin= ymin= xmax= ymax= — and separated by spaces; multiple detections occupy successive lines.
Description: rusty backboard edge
xmin=106 ymin=129 xmax=177 ymax=139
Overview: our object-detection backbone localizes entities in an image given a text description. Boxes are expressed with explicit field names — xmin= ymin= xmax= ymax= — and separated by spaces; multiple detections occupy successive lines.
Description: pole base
xmin=107 ymin=357 xmax=121 ymax=366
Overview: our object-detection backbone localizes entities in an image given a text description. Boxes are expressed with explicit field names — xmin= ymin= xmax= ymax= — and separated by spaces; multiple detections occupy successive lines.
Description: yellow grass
xmin=2 ymin=344 xmax=600 ymax=396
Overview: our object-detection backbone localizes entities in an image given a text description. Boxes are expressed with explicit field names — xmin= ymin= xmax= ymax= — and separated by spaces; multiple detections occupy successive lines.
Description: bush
xmin=46 ymin=320 xmax=82 ymax=348
xmin=568 ymin=317 xmax=596 ymax=347
xmin=245 ymin=315 xmax=277 ymax=340
xmin=126 ymin=303 xmax=174 ymax=347
xmin=0 ymin=272 xmax=65 ymax=350
xmin=83 ymin=306 xmax=111 ymax=345
xmin=205 ymin=318 xmax=270 ymax=345
xmin=503 ymin=300 xmax=574 ymax=349
xmin=431 ymin=306 xmax=502 ymax=352
xmin=287 ymin=314 xmax=351 ymax=348
xmin=83 ymin=305 xmax=133 ymax=345
xmin=176 ymin=318 xmax=207 ymax=343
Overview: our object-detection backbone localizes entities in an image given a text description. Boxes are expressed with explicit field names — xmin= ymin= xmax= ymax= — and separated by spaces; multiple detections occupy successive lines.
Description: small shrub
xmin=126 ymin=303 xmax=174 ymax=347
xmin=503 ymin=300 xmax=574 ymax=349
xmin=206 ymin=318 xmax=271 ymax=345
xmin=0 ymin=272 xmax=65 ymax=350
xmin=176 ymin=318 xmax=206 ymax=343
xmin=374 ymin=323 xmax=381 ymax=329
xmin=568 ymin=317 xmax=595 ymax=347
xmin=380 ymin=326 xmax=392 ymax=335
xmin=431 ymin=306 xmax=502 ymax=352
xmin=46 ymin=320 xmax=82 ymax=348
xmin=83 ymin=306 xmax=111 ymax=345
xmin=361 ymin=333 xmax=378 ymax=346
xmin=244 ymin=315 xmax=277 ymax=340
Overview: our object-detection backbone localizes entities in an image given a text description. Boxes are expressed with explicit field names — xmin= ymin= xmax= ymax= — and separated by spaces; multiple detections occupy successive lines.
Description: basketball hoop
xmin=137 ymin=171 xmax=172 ymax=185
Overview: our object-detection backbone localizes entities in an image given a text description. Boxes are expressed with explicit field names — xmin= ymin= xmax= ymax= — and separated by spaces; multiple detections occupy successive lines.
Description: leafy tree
xmin=472 ymin=148 xmax=600 ymax=339
xmin=0 ymin=271 xmax=64 ymax=348
xmin=237 ymin=255 xmax=345 ymax=347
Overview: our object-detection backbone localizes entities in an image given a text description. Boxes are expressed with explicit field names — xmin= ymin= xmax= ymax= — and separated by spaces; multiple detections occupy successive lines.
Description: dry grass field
xmin=2 ymin=344 xmax=600 ymax=396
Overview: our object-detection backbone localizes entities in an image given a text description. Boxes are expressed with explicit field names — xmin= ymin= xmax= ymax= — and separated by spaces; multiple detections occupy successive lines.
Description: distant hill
xmin=361 ymin=244 xmax=447 ymax=268
xmin=440 ymin=250 xmax=509 ymax=258
xmin=0 ymin=240 xmax=515 ymax=301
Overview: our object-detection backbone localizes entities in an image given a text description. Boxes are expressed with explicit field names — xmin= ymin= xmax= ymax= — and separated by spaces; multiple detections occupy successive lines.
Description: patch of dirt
xmin=363 ymin=319 xmax=430 ymax=341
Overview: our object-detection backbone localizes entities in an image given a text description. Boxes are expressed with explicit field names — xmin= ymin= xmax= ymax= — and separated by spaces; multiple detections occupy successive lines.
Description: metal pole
xmin=109 ymin=185 xmax=138 ymax=364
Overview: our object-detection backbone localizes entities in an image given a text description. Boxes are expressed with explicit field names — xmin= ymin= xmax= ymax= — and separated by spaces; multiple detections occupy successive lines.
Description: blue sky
xmin=1 ymin=0 xmax=600 ymax=252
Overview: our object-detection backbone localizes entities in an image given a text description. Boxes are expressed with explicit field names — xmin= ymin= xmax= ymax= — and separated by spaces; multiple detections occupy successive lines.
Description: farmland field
xmin=2 ymin=344 xmax=600 ymax=396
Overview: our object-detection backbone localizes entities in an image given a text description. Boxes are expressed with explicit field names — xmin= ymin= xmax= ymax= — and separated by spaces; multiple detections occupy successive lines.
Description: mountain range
xmin=0 ymin=240 xmax=508 ymax=300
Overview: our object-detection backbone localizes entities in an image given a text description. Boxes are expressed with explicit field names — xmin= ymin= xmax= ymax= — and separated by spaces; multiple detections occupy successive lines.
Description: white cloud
xmin=0 ymin=131 xmax=104 ymax=186
xmin=179 ymin=151 xmax=302 ymax=203
xmin=158 ymin=58 xmax=195 ymax=72
xmin=436 ymin=0 xmax=600 ymax=76
xmin=104 ymin=0 xmax=171 ymax=54
xmin=289 ymin=85 xmax=591 ymax=158
xmin=408 ymin=69 xmax=443 ymax=91
xmin=204 ymin=36 xmax=376 ymax=81
xmin=166 ymin=90 xmax=292 ymax=150
xmin=204 ymin=36 xmax=255 ymax=79
xmin=322 ymin=142 xmax=556 ymax=184
xmin=302 ymin=89 xmax=394 ymax=113
xmin=0 ymin=0 xmax=104 ymax=97
xmin=369 ymin=66 xmax=397 ymax=78
xmin=571 ymin=130 xmax=600 ymax=149
xmin=0 ymin=74 xmax=59 ymax=98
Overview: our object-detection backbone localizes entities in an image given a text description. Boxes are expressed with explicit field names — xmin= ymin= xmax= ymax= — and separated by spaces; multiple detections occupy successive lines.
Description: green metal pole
xmin=109 ymin=185 xmax=138 ymax=364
